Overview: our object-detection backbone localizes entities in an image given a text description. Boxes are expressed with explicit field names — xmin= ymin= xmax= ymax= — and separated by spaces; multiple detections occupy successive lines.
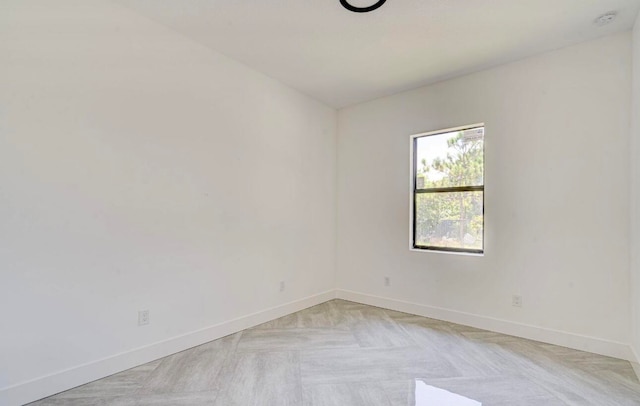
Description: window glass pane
xmin=415 ymin=127 xmax=484 ymax=189
xmin=415 ymin=191 xmax=483 ymax=250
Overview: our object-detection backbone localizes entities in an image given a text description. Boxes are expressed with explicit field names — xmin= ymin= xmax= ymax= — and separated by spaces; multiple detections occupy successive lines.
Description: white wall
xmin=0 ymin=0 xmax=336 ymax=403
xmin=631 ymin=12 xmax=640 ymax=358
xmin=337 ymin=33 xmax=632 ymax=355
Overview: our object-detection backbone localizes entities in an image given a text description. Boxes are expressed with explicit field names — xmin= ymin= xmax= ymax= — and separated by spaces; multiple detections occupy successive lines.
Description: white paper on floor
xmin=415 ymin=380 xmax=482 ymax=406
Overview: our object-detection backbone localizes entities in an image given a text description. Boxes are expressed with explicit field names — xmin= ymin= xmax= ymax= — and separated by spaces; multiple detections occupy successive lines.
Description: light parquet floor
xmin=29 ymin=299 xmax=640 ymax=405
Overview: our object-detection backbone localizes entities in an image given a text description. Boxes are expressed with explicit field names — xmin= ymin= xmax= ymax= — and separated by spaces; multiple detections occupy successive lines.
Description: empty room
xmin=3 ymin=0 xmax=640 ymax=405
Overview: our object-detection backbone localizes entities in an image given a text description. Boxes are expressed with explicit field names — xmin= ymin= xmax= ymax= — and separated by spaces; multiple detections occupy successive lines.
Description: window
xmin=410 ymin=124 xmax=485 ymax=254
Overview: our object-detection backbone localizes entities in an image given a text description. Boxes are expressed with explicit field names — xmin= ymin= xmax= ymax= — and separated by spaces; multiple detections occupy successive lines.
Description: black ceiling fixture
xmin=340 ymin=0 xmax=387 ymax=13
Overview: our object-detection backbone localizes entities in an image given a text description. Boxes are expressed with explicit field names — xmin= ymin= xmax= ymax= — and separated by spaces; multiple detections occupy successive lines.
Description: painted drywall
xmin=631 ymin=12 xmax=640 ymax=359
xmin=337 ymin=33 xmax=632 ymax=349
xmin=0 ymin=0 xmax=336 ymax=401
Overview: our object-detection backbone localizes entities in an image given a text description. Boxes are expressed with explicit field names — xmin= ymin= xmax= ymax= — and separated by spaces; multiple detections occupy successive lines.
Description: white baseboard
xmin=0 ymin=290 xmax=336 ymax=406
xmin=336 ymin=289 xmax=635 ymax=362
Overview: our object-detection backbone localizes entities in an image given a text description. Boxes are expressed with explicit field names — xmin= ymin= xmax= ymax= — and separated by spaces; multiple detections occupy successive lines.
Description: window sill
xmin=409 ymin=248 xmax=484 ymax=257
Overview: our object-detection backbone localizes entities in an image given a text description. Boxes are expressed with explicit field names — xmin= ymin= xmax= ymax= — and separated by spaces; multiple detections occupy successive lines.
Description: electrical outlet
xmin=138 ymin=310 xmax=150 ymax=326
xmin=384 ymin=276 xmax=390 ymax=287
xmin=279 ymin=281 xmax=285 ymax=292
xmin=512 ymin=295 xmax=522 ymax=308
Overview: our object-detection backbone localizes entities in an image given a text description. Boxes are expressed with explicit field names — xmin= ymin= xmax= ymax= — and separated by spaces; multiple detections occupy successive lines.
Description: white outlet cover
xmin=138 ymin=310 xmax=150 ymax=326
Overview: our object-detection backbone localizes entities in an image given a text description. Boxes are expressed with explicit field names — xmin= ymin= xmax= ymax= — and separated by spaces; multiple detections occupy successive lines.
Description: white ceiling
xmin=115 ymin=0 xmax=640 ymax=108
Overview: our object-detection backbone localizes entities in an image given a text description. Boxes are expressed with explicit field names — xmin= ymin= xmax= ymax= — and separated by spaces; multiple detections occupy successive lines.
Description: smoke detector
xmin=594 ymin=12 xmax=617 ymax=26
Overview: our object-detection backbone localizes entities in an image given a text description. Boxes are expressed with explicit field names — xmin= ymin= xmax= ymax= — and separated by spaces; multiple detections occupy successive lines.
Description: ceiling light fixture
xmin=340 ymin=0 xmax=387 ymax=13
